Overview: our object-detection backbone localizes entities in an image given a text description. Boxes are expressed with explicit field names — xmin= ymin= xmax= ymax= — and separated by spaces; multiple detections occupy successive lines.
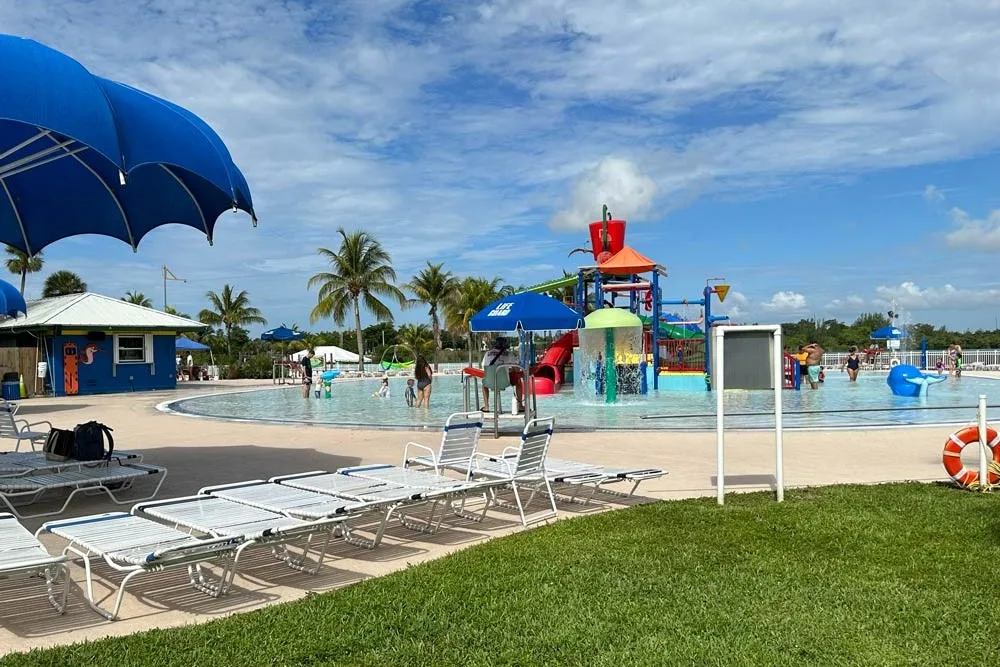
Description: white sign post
xmin=713 ymin=324 xmax=784 ymax=506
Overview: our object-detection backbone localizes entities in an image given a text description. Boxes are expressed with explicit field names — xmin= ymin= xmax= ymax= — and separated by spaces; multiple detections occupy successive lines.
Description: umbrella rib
xmin=54 ymin=144 xmax=136 ymax=251
xmin=0 ymin=180 xmax=32 ymax=256
xmin=160 ymin=165 xmax=210 ymax=243
xmin=0 ymin=128 xmax=53 ymax=163
xmin=0 ymin=140 xmax=83 ymax=178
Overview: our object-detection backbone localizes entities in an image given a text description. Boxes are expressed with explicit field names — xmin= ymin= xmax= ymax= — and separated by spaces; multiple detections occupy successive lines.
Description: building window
xmin=114 ymin=334 xmax=152 ymax=364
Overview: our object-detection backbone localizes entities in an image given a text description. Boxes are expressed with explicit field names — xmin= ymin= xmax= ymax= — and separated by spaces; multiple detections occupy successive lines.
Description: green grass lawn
xmin=4 ymin=483 xmax=1000 ymax=666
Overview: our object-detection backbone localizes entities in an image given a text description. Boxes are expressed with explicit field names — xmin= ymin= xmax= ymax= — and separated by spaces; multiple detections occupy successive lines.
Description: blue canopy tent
xmin=175 ymin=336 xmax=214 ymax=369
xmin=470 ymin=292 xmax=584 ymax=431
xmin=0 ymin=279 xmax=26 ymax=318
xmin=0 ymin=34 xmax=256 ymax=255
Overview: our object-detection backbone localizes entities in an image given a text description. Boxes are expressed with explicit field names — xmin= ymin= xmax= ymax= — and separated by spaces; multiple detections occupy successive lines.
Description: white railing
xmin=821 ymin=348 xmax=1000 ymax=371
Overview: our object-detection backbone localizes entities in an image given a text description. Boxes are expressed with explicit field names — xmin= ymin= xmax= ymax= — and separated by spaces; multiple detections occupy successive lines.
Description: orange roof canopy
xmin=598 ymin=245 xmax=656 ymax=274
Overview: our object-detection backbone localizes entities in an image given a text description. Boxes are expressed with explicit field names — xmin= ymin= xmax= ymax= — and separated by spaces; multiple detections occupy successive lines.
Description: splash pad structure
xmin=575 ymin=309 xmax=645 ymax=403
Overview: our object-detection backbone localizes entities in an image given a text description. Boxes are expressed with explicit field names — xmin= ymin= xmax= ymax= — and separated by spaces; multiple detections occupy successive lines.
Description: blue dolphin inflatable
xmin=887 ymin=364 xmax=946 ymax=397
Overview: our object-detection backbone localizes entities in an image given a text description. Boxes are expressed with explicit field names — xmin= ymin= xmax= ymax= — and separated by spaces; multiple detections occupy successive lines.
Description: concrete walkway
xmin=0 ymin=377 xmax=992 ymax=655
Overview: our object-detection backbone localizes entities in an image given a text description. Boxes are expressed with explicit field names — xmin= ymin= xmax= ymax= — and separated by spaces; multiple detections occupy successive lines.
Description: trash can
xmin=1 ymin=379 xmax=19 ymax=401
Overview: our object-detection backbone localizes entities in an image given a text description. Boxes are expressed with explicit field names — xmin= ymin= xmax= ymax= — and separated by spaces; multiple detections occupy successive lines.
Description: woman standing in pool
xmin=414 ymin=355 xmax=433 ymax=408
xmin=841 ymin=346 xmax=861 ymax=382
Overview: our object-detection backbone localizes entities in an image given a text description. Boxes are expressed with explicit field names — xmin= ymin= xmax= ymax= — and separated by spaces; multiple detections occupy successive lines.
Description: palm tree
xmin=444 ymin=277 xmax=512 ymax=363
xmin=405 ymin=261 xmax=459 ymax=367
xmin=122 ymin=291 xmax=153 ymax=307
xmin=397 ymin=323 xmax=434 ymax=358
xmin=42 ymin=270 xmax=87 ymax=298
xmin=4 ymin=246 xmax=43 ymax=296
xmin=164 ymin=305 xmax=192 ymax=319
xmin=307 ymin=228 xmax=405 ymax=371
xmin=197 ymin=284 xmax=267 ymax=356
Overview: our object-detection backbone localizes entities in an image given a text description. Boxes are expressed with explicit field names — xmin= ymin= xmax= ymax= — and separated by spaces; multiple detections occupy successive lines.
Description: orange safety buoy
xmin=462 ymin=366 xmax=484 ymax=379
xmin=942 ymin=426 xmax=1000 ymax=487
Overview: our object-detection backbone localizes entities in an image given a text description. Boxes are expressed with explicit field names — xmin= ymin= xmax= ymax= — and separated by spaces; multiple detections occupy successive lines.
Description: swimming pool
xmin=164 ymin=371 xmax=1000 ymax=431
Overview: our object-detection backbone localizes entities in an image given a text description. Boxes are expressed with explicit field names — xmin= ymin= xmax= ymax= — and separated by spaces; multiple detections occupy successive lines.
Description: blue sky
xmin=4 ymin=1 xmax=1000 ymax=333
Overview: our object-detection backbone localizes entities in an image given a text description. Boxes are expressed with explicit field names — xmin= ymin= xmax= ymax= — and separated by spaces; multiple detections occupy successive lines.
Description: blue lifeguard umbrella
xmin=260 ymin=325 xmax=304 ymax=342
xmin=0 ymin=34 xmax=256 ymax=255
xmin=870 ymin=325 xmax=906 ymax=339
xmin=0 ymin=279 xmax=26 ymax=318
xmin=470 ymin=292 xmax=583 ymax=332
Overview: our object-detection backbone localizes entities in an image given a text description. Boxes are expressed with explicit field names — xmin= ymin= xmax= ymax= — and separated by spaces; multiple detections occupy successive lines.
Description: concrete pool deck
xmin=1 ymin=374 xmax=997 ymax=655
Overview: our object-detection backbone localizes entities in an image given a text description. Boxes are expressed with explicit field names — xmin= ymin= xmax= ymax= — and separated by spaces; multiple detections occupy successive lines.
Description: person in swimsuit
xmin=300 ymin=349 xmax=314 ymax=398
xmin=955 ymin=345 xmax=963 ymax=378
xmin=802 ymin=343 xmax=824 ymax=389
xmin=841 ymin=346 xmax=861 ymax=382
xmin=405 ymin=378 xmax=416 ymax=407
xmin=414 ymin=356 xmax=433 ymax=408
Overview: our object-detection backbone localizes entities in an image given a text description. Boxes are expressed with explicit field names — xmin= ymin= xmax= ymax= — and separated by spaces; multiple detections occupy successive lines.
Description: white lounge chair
xmin=482 ymin=454 xmax=666 ymax=503
xmin=0 ymin=463 xmax=167 ymax=519
xmin=0 ymin=449 xmax=142 ymax=476
xmin=0 ymin=512 xmax=69 ymax=613
xmin=200 ymin=480 xmax=378 ymax=549
xmin=39 ymin=512 xmax=244 ymax=620
xmin=403 ymin=411 xmax=483 ymax=474
xmin=0 ymin=403 xmax=50 ymax=452
xmin=341 ymin=464 xmax=507 ymax=524
xmin=133 ymin=494 xmax=344 ymax=577
xmin=271 ymin=471 xmax=457 ymax=548
xmin=446 ymin=417 xmax=558 ymax=526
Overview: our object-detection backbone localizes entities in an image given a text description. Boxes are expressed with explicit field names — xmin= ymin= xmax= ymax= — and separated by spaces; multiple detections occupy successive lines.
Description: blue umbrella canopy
xmin=0 ymin=34 xmax=256 ymax=255
xmin=260 ymin=326 xmax=304 ymax=342
xmin=175 ymin=336 xmax=210 ymax=351
xmin=870 ymin=325 xmax=906 ymax=340
xmin=0 ymin=278 xmax=25 ymax=318
xmin=470 ymin=292 xmax=584 ymax=332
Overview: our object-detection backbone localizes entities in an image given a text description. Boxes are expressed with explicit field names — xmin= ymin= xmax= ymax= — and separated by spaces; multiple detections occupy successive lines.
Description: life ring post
xmin=978 ymin=394 xmax=989 ymax=487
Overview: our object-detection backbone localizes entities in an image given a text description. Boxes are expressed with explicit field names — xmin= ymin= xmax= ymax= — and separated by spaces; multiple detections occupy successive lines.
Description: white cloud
xmin=549 ymin=158 xmax=658 ymax=231
xmin=718 ymin=290 xmax=750 ymax=319
xmin=873 ymin=281 xmax=1000 ymax=310
xmin=762 ymin=291 xmax=808 ymax=313
xmin=825 ymin=295 xmax=867 ymax=312
xmin=944 ymin=207 xmax=1000 ymax=250
xmin=923 ymin=184 xmax=944 ymax=202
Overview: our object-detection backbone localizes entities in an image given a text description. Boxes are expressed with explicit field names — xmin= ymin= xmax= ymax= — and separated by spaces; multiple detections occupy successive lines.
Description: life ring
xmin=643 ymin=290 xmax=653 ymax=312
xmin=942 ymin=426 xmax=1000 ymax=486
xmin=889 ymin=358 xmax=900 ymax=367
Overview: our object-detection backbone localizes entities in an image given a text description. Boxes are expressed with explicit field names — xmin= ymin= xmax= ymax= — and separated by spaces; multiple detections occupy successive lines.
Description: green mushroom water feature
xmin=576 ymin=309 xmax=644 ymax=403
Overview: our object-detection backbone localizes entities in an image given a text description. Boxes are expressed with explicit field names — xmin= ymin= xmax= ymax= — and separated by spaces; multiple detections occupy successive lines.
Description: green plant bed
xmin=5 ymin=483 xmax=999 ymax=666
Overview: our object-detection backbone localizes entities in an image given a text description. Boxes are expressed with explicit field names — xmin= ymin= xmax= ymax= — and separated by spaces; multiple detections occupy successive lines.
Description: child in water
xmin=405 ymin=378 xmax=416 ymax=407
xmin=372 ymin=376 xmax=390 ymax=398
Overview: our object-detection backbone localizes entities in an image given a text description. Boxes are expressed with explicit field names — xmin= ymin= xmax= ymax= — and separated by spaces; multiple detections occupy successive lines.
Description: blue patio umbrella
xmin=260 ymin=326 xmax=304 ymax=342
xmin=870 ymin=325 xmax=906 ymax=339
xmin=470 ymin=292 xmax=584 ymax=333
xmin=0 ymin=278 xmax=25 ymax=318
xmin=0 ymin=34 xmax=256 ymax=255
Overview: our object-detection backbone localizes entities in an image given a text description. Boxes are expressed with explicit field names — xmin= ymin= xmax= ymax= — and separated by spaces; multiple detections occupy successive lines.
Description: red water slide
xmin=532 ymin=331 xmax=578 ymax=395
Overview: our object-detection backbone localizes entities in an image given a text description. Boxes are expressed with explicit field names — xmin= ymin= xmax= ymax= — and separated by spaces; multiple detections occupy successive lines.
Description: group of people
xmin=792 ymin=343 xmax=825 ymax=389
xmin=297 ymin=349 xmax=435 ymax=407
xmin=935 ymin=344 xmax=963 ymax=377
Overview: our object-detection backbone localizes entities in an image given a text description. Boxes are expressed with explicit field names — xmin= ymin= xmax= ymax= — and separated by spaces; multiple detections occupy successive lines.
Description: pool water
xmin=167 ymin=371 xmax=1000 ymax=431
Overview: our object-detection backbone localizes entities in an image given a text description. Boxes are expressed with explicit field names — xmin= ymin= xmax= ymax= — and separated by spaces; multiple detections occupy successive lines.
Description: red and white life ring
xmin=644 ymin=290 xmax=653 ymax=312
xmin=943 ymin=426 xmax=1000 ymax=487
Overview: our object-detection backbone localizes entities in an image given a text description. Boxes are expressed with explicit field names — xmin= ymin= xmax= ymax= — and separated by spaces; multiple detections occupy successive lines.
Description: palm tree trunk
xmin=225 ymin=325 xmax=232 ymax=357
xmin=431 ymin=312 xmax=441 ymax=371
xmin=18 ymin=270 xmax=25 ymax=296
xmin=354 ymin=299 xmax=365 ymax=372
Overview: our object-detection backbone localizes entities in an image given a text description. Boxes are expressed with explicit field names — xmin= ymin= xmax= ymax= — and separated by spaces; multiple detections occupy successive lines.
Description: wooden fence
xmin=0 ymin=344 xmax=44 ymax=397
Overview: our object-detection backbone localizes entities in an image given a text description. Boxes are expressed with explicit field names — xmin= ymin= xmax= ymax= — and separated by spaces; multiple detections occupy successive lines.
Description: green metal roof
xmin=521 ymin=274 xmax=577 ymax=294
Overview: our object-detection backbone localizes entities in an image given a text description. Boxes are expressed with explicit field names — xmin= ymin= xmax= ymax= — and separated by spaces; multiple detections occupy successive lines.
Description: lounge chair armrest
xmin=499 ymin=445 xmax=520 ymax=459
xmin=402 ymin=441 xmax=436 ymax=466
xmin=25 ymin=420 xmax=52 ymax=431
xmin=472 ymin=451 xmax=513 ymax=475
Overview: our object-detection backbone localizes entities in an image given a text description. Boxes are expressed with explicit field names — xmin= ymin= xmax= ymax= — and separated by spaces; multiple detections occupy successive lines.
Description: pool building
xmin=0 ymin=292 xmax=206 ymax=397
